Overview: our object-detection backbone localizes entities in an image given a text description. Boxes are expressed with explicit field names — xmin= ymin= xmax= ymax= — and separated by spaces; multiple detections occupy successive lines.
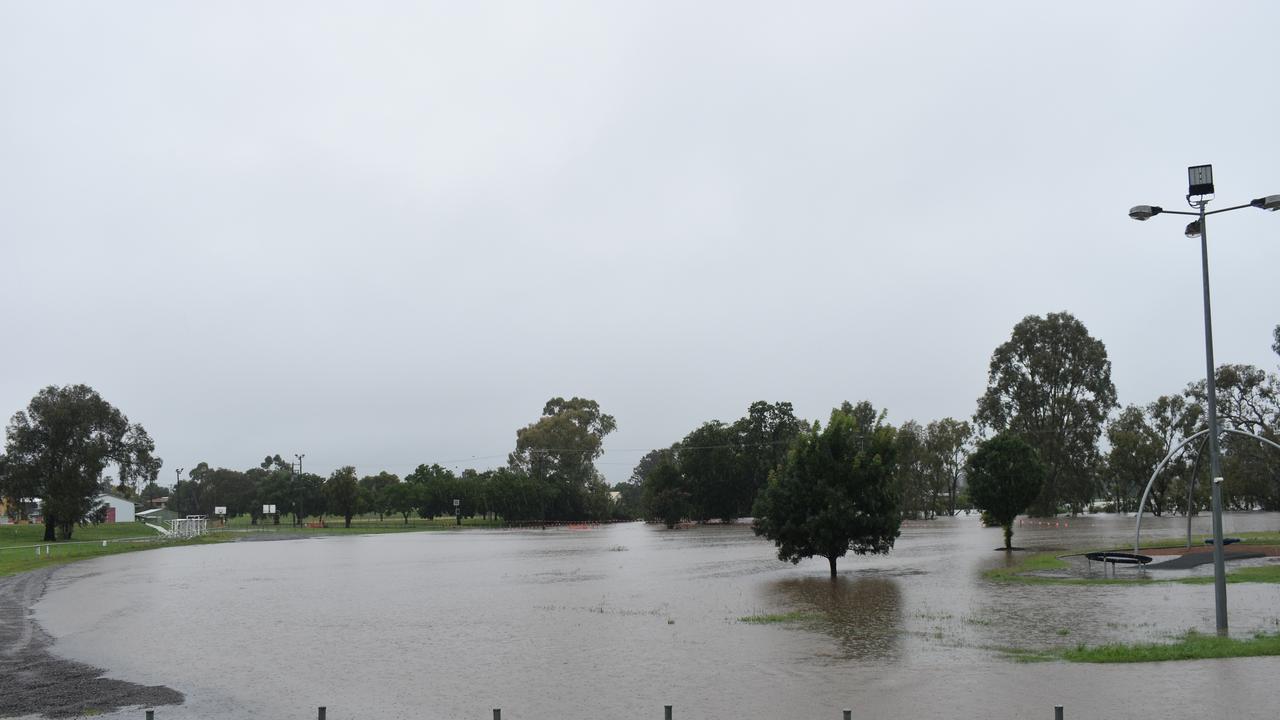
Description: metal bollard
xmin=494 ymin=710 xmax=501 ymax=720
xmin=1055 ymin=706 xmax=1063 ymax=720
xmin=665 ymin=705 xmax=672 ymax=720
xmin=844 ymin=710 xmax=852 ymax=720
xmin=318 ymin=706 xmax=326 ymax=720
xmin=146 ymin=711 xmax=154 ymax=720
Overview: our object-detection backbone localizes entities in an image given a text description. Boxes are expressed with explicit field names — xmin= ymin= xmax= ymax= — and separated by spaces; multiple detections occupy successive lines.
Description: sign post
xmin=453 ymin=498 xmax=461 ymax=526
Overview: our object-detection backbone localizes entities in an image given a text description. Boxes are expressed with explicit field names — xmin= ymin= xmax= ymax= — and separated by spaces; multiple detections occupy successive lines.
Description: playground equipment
xmin=167 ymin=516 xmax=208 ymax=538
xmin=1085 ymin=551 xmax=1152 ymax=577
xmin=1134 ymin=428 xmax=1280 ymax=554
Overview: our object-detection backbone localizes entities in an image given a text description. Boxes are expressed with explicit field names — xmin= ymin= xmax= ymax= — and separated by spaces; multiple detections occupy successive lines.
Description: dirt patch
xmin=0 ymin=567 xmax=183 ymax=718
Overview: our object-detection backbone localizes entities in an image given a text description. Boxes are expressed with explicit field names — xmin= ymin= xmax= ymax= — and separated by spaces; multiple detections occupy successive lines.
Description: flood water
xmin=31 ymin=513 xmax=1280 ymax=720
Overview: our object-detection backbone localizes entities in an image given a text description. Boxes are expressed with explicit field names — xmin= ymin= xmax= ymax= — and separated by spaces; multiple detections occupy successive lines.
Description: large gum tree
xmin=975 ymin=312 xmax=1117 ymax=516
xmin=3 ymin=384 xmax=161 ymax=541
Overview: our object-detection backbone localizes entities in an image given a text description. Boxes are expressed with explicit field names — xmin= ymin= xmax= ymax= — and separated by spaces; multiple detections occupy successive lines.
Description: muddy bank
xmin=0 ymin=567 xmax=183 ymax=718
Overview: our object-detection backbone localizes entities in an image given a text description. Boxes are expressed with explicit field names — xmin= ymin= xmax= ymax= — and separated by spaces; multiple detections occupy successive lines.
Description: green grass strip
xmin=1059 ymin=630 xmax=1280 ymax=663
xmin=739 ymin=611 xmax=821 ymax=624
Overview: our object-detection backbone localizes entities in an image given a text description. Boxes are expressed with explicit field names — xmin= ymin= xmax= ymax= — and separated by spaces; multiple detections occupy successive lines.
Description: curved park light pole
xmin=1129 ymin=164 xmax=1279 ymax=635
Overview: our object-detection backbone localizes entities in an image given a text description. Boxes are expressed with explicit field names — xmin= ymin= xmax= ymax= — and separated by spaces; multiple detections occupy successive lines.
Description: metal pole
xmin=318 ymin=707 xmax=326 ymax=720
xmin=664 ymin=705 xmax=672 ymax=720
xmin=493 ymin=709 xmax=501 ymax=720
xmin=843 ymin=710 xmax=852 ymax=720
xmin=145 ymin=711 xmax=154 ymax=720
xmin=1054 ymin=705 xmax=1063 ymax=720
xmin=1197 ymin=200 xmax=1229 ymax=635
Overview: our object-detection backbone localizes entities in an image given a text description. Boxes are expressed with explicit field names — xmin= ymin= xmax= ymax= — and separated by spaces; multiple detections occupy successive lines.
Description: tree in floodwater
xmin=3 ymin=385 xmax=161 ymax=541
xmin=975 ymin=312 xmax=1116 ymax=516
xmin=752 ymin=401 xmax=901 ymax=578
xmin=509 ymin=397 xmax=616 ymax=521
xmin=965 ymin=433 xmax=1045 ymax=551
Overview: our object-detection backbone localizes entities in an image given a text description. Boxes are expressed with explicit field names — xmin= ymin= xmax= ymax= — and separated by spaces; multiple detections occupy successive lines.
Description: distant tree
xmin=1273 ymin=324 xmax=1279 ymax=361
xmin=731 ymin=401 xmax=804 ymax=516
xmin=752 ymin=402 xmax=901 ymax=578
xmin=406 ymin=463 xmax=454 ymax=518
xmin=966 ymin=433 xmax=1045 ymax=550
xmin=325 ymin=466 xmax=362 ymax=528
xmin=359 ymin=471 xmax=400 ymax=521
xmin=3 ymin=385 xmax=161 ymax=540
xmin=139 ymin=481 xmax=170 ymax=504
xmin=1184 ymin=364 xmax=1280 ymax=510
xmin=486 ymin=467 xmax=551 ymax=522
xmin=923 ymin=418 xmax=972 ymax=516
xmin=509 ymin=397 xmax=617 ymax=521
xmin=678 ymin=421 xmax=741 ymax=522
xmin=975 ymin=312 xmax=1117 ymax=516
xmin=384 ymin=482 xmax=419 ymax=524
xmin=642 ymin=455 xmax=689 ymax=528
xmin=1146 ymin=394 xmax=1202 ymax=517
xmin=895 ymin=421 xmax=931 ymax=519
xmin=1103 ymin=406 xmax=1164 ymax=514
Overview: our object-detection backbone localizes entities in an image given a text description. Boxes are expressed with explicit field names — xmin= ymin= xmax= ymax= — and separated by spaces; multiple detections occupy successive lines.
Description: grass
xmin=986 ymin=545 xmax=1280 ymax=586
xmin=1056 ymin=630 xmax=1280 ymax=663
xmin=0 ymin=512 xmax=513 ymax=580
xmin=1176 ymin=564 xmax=1280 ymax=585
xmin=739 ymin=611 xmax=821 ymax=624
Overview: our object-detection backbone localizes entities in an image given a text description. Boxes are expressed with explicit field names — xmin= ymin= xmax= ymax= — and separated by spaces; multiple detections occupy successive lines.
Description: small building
xmin=94 ymin=493 xmax=136 ymax=523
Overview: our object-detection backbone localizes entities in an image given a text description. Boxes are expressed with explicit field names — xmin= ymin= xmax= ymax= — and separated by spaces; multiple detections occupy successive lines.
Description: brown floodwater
xmin=29 ymin=513 xmax=1280 ymax=720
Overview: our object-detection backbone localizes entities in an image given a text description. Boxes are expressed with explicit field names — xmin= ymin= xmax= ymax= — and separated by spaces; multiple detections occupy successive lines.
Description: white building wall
xmin=95 ymin=494 xmax=136 ymax=523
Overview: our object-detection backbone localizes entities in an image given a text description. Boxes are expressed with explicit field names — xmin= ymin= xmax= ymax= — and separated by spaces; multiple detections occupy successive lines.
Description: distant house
xmin=94 ymin=493 xmax=136 ymax=523
xmin=149 ymin=496 xmax=170 ymax=509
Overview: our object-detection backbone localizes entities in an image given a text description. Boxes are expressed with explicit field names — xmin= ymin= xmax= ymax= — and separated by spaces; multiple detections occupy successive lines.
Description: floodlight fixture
xmin=1184 ymin=220 xmax=1202 ymax=238
xmin=1128 ymin=205 xmax=1163 ymax=221
xmin=1250 ymin=195 xmax=1280 ymax=211
xmin=1188 ymin=164 xmax=1215 ymax=197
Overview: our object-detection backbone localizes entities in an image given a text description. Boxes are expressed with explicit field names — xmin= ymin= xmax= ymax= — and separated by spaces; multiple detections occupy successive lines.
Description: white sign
xmin=214 ymin=506 xmax=227 ymax=516
xmin=262 ymin=504 xmax=277 ymax=515
xmin=453 ymin=498 xmax=461 ymax=507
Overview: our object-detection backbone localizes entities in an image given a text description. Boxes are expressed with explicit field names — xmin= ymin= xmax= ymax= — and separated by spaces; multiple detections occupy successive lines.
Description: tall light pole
xmin=1129 ymin=165 xmax=1279 ymax=635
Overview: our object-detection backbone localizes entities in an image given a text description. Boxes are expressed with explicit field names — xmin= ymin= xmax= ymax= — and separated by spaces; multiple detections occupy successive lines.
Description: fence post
xmin=665 ymin=705 xmax=672 ymax=720
xmin=844 ymin=710 xmax=852 ymax=720
xmin=1054 ymin=705 xmax=1063 ymax=720
xmin=494 ymin=709 xmax=501 ymax=720
xmin=318 ymin=706 xmax=326 ymax=720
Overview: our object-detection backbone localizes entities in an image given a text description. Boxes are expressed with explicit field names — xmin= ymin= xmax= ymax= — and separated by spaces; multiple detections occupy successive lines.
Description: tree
xmin=1273 ymin=324 xmax=1279 ymax=361
xmin=923 ymin=418 xmax=972 ymax=516
xmin=325 ymin=466 xmax=362 ymax=528
xmin=359 ymin=471 xmax=400 ymax=521
xmin=1147 ymin=394 xmax=1202 ymax=517
xmin=975 ymin=312 xmax=1117 ymax=516
xmin=406 ymin=463 xmax=454 ymax=518
xmin=752 ymin=402 xmax=901 ymax=578
xmin=641 ymin=455 xmax=688 ymax=528
xmin=677 ymin=421 xmax=740 ymax=522
xmin=1103 ymin=406 xmax=1164 ymax=514
xmin=895 ymin=421 xmax=931 ymax=519
xmin=509 ymin=397 xmax=616 ymax=521
xmin=3 ymin=385 xmax=161 ymax=541
xmin=384 ymin=481 xmax=419 ymax=524
xmin=966 ymin=433 xmax=1045 ymax=550
xmin=731 ymin=401 xmax=804 ymax=516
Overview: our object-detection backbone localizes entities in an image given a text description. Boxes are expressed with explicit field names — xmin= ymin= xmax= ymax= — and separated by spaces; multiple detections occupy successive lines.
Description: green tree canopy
xmin=966 ymin=433 xmax=1045 ymax=550
xmin=3 ymin=384 xmax=161 ymax=541
xmin=1104 ymin=406 xmax=1165 ymax=514
xmin=509 ymin=397 xmax=616 ymax=521
xmin=752 ymin=401 xmax=901 ymax=578
xmin=975 ymin=311 xmax=1116 ymax=516
xmin=923 ymin=418 xmax=972 ymax=516
xmin=325 ymin=466 xmax=362 ymax=528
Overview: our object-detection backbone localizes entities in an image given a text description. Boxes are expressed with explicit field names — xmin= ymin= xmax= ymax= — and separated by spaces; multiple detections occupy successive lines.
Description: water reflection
xmin=769 ymin=575 xmax=902 ymax=660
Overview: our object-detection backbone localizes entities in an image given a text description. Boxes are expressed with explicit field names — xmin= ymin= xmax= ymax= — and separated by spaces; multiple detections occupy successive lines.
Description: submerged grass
xmin=739 ymin=611 xmax=821 ymax=624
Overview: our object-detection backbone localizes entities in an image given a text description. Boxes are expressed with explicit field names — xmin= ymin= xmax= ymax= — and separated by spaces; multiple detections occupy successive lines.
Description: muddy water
xmin=31 ymin=513 xmax=1280 ymax=720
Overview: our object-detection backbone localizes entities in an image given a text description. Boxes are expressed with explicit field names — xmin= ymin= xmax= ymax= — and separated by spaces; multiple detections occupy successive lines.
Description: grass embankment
xmin=0 ymin=523 xmax=225 ymax=579
xmin=1009 ymin=630 xmax=1280 ymax=663
xmin=0 ymin=514 xmax=511 ymax=579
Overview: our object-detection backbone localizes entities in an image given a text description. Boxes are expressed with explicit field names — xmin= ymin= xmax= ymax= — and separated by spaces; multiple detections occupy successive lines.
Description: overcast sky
xmin=2 ymin=2 xmax=1277 ymax=486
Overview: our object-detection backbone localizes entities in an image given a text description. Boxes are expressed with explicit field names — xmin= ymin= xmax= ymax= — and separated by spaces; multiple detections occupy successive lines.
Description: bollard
xmin=146 ymin=711 xmax=154 ymax=720
xmin=103 ymin=540 xmax=108 ymax=547
xmin=665 ymin=705 xmax=672 ymax=720
xmin=1055 ymin=705 xmax=1063 ymax=720
xmin=494 ymin=709 xmax=501 ymax=720
xmin=844 ymin=710 xmax=851 ymax=720
xmin=318 ymin=706 xmax=326 ymax=720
